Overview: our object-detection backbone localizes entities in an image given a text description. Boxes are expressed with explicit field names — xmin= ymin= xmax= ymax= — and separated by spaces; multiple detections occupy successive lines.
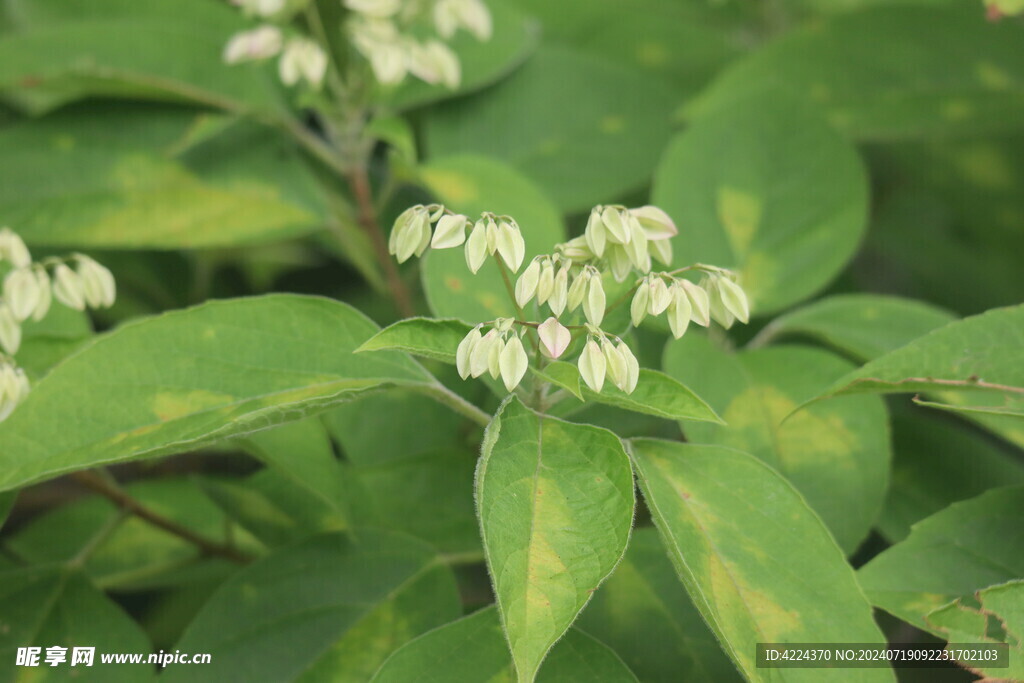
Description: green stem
xmin=68 ymin=508 xmax=128 ymax=569
xmin=415 ymin=382 xmax=492 ymax=427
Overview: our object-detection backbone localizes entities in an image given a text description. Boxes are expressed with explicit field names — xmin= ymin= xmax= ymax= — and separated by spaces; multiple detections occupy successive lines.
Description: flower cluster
xmin=223 ymin=1 xmax=329 ymax=89
xmin=455 ymin=318 xmax=528 ymax=392
xmin=388 ymin=205 xmax=525 ymax=273
xmin=345 ymin=0 xmax=491 ymax=88
xmin=630 ymin=267 xmax=749 ymax=339
xmin=0 ymin=227 xmax=116 ymax=422
xmin=553 ymin=205 xmax=677 ymax=281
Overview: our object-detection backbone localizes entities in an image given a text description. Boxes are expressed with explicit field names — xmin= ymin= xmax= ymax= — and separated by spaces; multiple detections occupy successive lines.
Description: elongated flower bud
xmin=0 ymin=228 xmax=31 ymax=268
xmin=567 ymin=270 xmax=589 ymax=312
xmin=583 ymin=275 xmax=606 ymax=327
xmin=396 ymin=209 xmax=431 ymax=263
xmin=76 ymin=255 xmax=116 ymax=309
xmin=4 ymin=268 xmax=41 ymax=321
xmin=602 ymin=338 xmax=628 ymax=393
xmin=485 ymin=217 xmax=499 ymax=255
xmin=0 ymin=361 xmax=29 ymax=423
xmin=548 ymin=267 xmax=568 ymax=316
xmin=408 ymin=40 xmax=461 ymax=89
xmin=667 ymin=285 xmax=692 ymax=339
xmin=515 ymin=259 xmax=541 ymax=307
xmin=469 ymin=329 xmax=499 ymax=378
xmin=432 ymin=214 xmax=469 ymax=249
xmin=601 ymin=207 xmax=630 ymax=244
xmin=630 ymin=281 xmax=650 ymax=327
xmin=223 ymin=25 xmax=283 ymax=64
xmin=704 ymin=278 xmax=735 ymax=329
xmin=629 ymin=205 xmax=678 ymax=239
xmin=31 ymin=266 xmax=51 ymax=322
xmin=624 ymin=215 xmax=650 ymax=272
xmin=648 ymin=277 xmax=671 ymax=315
xmin=718 ymin=276 xmax=751 ymax=324
xmin=584 ymin=209 xmax=607 ymax=257
xmin=649 ymin=237 xmax=672 ymax=266
xmin=456 ymin=326 xmax=482 ymax=379
xmin=455 ymin=0 xmax=492 ymax=40
xmin=0 ymin=304 xmax=20 ymax=355
xmin=495 ymin=220 xmax=525 ymax=272
xmin=279 ymin=38 xmax=328 ymax=89
xmin=52 ymin=264 xmax=86 ymax=311
xmin=465 ymin=220 xmax=489 ymax=273
xmin=618 ymin=341 xmax=640 ymax=394
xmin=538 ymin=317 xmax=571 ymax=359
xmin=498 ymin=334 xmax=528 ymax=391
xmin=578 ymin=339 xmax=607 ymax=393
xmin=558 ymin=236 xmax=594 ymax=263
xmin=536 ymin=259 xmax=555 ymax=304
xmin=389 ymin=206 xmax=418 ymax=255
xmin=680 ymin=279 xmax=710 ymax=327
xmin=607 ymin=244 xmax=633 ymax=282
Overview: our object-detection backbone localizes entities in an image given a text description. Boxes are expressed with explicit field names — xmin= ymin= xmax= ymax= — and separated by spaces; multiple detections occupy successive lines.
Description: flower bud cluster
xmin=630 ymin=268 xmax=749 ymax=339
xmin=455 ymin=318 xmax=529 ymax=391
xmin=578 ymin=327 xmax=639 ymax=395
xmin=554 ymin=205 xmax=677 ymax=282
xmin=515 ymin=259 xmax=607 ymax=327
xmin=345 ymin=0 xmax=491 ymax=88
xmin=388 ymin=205 xmax=526 ymax=273
xmin=0 ymin=227 xmax=117 ymax=422
xmin=223 ymin=4 xmax=328 ymax=90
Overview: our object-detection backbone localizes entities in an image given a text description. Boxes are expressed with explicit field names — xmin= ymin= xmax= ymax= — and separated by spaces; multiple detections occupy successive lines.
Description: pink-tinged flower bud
xmin=538 ymin=317 xmax=571 ymax=359
xmin=498 ymin=335 xmax=528 ymax=391
xmin=578 ymin=340 xmax=607 ymax=393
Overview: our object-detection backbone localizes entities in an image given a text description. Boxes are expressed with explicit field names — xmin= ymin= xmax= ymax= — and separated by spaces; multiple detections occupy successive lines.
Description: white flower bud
xmin=704 ymin=278 xmax=735 ymax=329
xmin=0 ymin=362 xmax=28 ymax=423
xmin=344 ymin=0 xmax=402 ymax=18
xmin=368 ymin=41 xmax=408 ymax=85
xmin=607 ymin=244 xmax=634 ymax=282
xmin=584 ymin=209 xmax=607 ymax=258
xmin=395 ymin=208 xmax=431 ymax=263
xmin=538 ymin=317 xmax=571 ymax=359
xmin=488 ymin=336 xmax=503 ymax=380
xmin=433 ymin=0 xmax=459 ymax=38
xmin=630 ymin=281 xmax=649 ymax=327
xmin=498 ymin=334 xmax=528 ymax=391
xmin=548 ymin=267 xmax=568 ymax=316
xmin=432 ymin=214 xmax=469 ymax=249
xmin=408 ymin=40 xmax=461 ymax=89
xmin=649 ymin=236 xmax=673 ymax=266
xmin=52 ymin=264 xmax=86 ymax=311
xmin=680 ymin=279 xmax=710 ymax=327
xmin=0 ymin=228 xmax=31 ymax=268
xmin=648 ymin=277 xmax=671 ymax=315
xmin=484 ymin=217 xmax=499 ymax=255
xmin=515 ymin=259 xmax=541 ymax=307
xmin=31 ymin=266 xmax=51 ymax=322
xmin=0 ymin=304 xmax=20 ymax=355
xmin=618 ymin=341 xmax=640 ymax=394
xmin=457 ymin=0 xmax=492 ymax=40
xmin=624 ymin=215 xmax=650 ymax=272
xmin=602 ymin=338 xmax=628 ymax=393
xmin=536 ymin=259 xmax=555 ymax=305
xmin=389 ymin=206 xmax=418 ymax=255
xmin=76 ymin=255 xmax=116 ymax=309
xmin=567 ymin=269 xmax=589 ymax=312
xmin=4 ymin=268 xmax=41 ymax=321
xmin=464 ymin=220 xmax=489 ymax=273
xmin=629 ymin=205 xmax=678 ymax=240
xmin=583 ymin=275 xmax=606 ymax=327
xmin=601 ymin=207 xmax=630 ymax=245
xmin=223 ymin=25 xmax=283 ymax=64
xmin=667 ymin=285 xmax=692 ymax=340
xmin=456 ymin=326 xmax=482 ymax=380
xmin=279 ymin=38 xmax=328 ymax=89
xmin=495 ymin=220 xmax=525 ymax=272
xmin=578 ymin=339 xmax=607 ymax=393
xmin=718 ymin=276 xmax=751 ymax=324
xmin=469 ymin=329 xmax=499 ymax=378
xmin=232 ymin=0 xmax=287 ymax=17
xmin=558 ymin=236 xmax=594 ymax=263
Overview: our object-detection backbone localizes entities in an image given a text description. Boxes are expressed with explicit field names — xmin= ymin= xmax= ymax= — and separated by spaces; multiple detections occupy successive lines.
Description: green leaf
xmin=0 ymin=491 xmax=16 ymax=532
xmin=419 ymin=155 xmax=565 ymax=323
xmin=425 ymin=46 xmax=677 ymax=212
xmin=387 ymin=0 xmax=539 ymax=110
xmin=879 ymin=408 xmax=1024 ymax=543
xmin=476 ymin=397 xmax=635 ymax=682
xmin=577 ymin=528 xmax=741 ymax=683
xmin=0 ymin=567 xmax=155 ymax=681
xmin=0 ymin=105 xmax=325 ymax=249
xmin=357 ymin=318 xmax=474 ymax=364
xmin=0 ymin=294 xmax=433 ymax=492
xmin=754 ymin=294 xmax=956 ymax=361
xmin=687 ymin=5 xmax=1024 ymax=140
xmin=16 ymin=301 xmax=93 ymax=377
xmin=813 ymin=304 xmax=1024 ymax=418
xmin=371 ymin=605 xmax=638 ymax=682
xmin=630 ymin=440 xmax=894 ymax=683
xmin=653 ymin=89 xmax=868 ymax=314
xmin=926 ymin=580 xmax=1024 ymax=681
xmin=0 ymin=0 xmax=280 ymax=114
xmin=858 ymin=486 xmax=1024 ymax=632
xmin=663 ymin=336 xmax=890 ymax=553
xmin=166 ymin=530 xmax=460 ymax=683
xmin=540 ymin=360 xmax=722 ymax=424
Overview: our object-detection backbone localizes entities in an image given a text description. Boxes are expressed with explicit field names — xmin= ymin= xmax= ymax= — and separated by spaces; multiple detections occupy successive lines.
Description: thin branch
xmin=414 ymin=382 xmax=492 ymax=428
xmin=71 ymin=471 xmax=252 ymax=564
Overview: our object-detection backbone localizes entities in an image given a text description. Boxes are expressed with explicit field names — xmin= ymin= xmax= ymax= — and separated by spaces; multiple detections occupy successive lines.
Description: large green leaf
xmin=630 ymin=440 xmax=893 ymax=683
xmin=653 ymin=89 xmax=868 ymax=314
xmin=687 ymin=5 xmax=1024 ymax=140
xmin=0 ymin=0 xmax=280 ymax=114
xmin=664 ymin=336 xmax=890 ymax=553
xmin=752 ymin=294 xmax=956 ymax=361
xmin=858 ymin=486 xmax=1024 ymax=632
xmin=577 ymin=528 xmax=740 ymax=683
xmin=166 ymin=529 xmax=460 ymax=683
xmin=0 ymin=105 xmax=325 ymax=249
xmin=371 ymin=606 xmax=638 ymax=682
xmin=419 ymin=155 xmax=565 ymax=322
xmin=425 ymin=46 xmax=676 ymax=212
xmin=476 ymin=397 xmax=635 ymax=682
xmin=0 ymin=295 xmax=433 ymax=492
xmin=0 ymin=567 xmax=155 ymax=682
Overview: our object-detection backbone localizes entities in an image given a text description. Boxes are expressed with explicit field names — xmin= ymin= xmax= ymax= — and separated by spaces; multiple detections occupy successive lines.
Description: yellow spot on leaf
xmin=976 ymin=61 xmax=1013 ymax=90
xmin=53 ymin=135 xmax=76 ymax=151
xmin=955 ymin=145 xmax=1014 ymax=190
xmin=421 ymin=168 xmax=478 ymax=204
xmin=153 ymin=390 xmax=235 ymax=422
xmin=445 ymin=275 xmax=464 ymax=292
xmin=600 ymin=116 xmax=625 ymax=134
xmin=941 ymin=100 xmax=973 ymax=122
xmin=716 ymin=187 xmax=761 ymax=256
xmin=636 ymin=42 xmax=669 ymax=67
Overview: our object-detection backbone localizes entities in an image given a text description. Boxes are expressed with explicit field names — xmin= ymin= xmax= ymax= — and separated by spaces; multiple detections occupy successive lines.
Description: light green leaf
xmin=425 ymin=46 xmax=676 ymax=212
xmin=687 ymin=5 xmax=1024 ymax=140
xmin=476 ymin=397 xmax=635 ymax=682
xmin=0 ymin=0 xmax=280 ymax=114
xmin=166 ymin=530 xmax=460 ymax=683
xmin=0 ymin=567 xmax=155 ymax=682
xmin=577 ymin=528 xmax=741 ymax=683
xmin=858 ymin=486 xmax=1024 ymax=632
xmin=532 ymin=362 xmax=583 ymax=401
xmin=0 ymin=294 xmax=433 ymax=492
xmin=753 ymin=294 xmax=956 ymax=361
xmin=926 ymin=580 xmax=1024 ymax=681
xmin=630 ymin=439 xmax=893 ymax=683
xmin=653 ymin=89 xmax=868 ymax=314
xmin=357 ymin=318 xmax=474 ymax=364
xmin=372 ymin=605 xmax=638 ymax=682
xmin=419 ymin=155 xmax=565 ymax=323
xmin=540 ymin=360 xmax=722 ymax=424
xmin=664 ymin=336 xmax=890 ymax=553
xmin=0 ymin=105 xmax=325 ymax=249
